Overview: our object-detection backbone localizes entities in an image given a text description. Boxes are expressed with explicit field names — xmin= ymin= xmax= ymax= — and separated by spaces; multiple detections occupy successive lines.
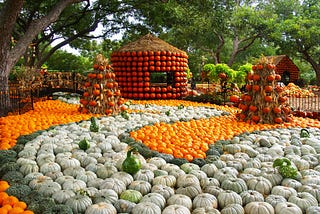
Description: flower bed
xmin=1 ymin=99 xmax=320 ymax=213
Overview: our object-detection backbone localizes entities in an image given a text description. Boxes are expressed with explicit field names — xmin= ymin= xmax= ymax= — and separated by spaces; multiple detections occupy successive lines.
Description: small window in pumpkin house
xmin=282 ymin=71 xmax=290 ymax=85
xmin=150 ymin=72 xmax=168 ymax=86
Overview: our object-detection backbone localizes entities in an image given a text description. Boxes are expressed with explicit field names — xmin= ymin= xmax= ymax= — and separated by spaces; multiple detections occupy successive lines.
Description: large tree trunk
xmin=0 ymin=0 xmax=25 ymax=115
xmin=0 ymin=0 xmax=86 ymax=115
xmin=301 ymin=50 xmax=320 ymax=86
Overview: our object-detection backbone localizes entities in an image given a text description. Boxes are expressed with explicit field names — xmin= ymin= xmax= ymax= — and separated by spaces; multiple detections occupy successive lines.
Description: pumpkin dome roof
xmin=116 ymin=33 xmax=186 ymax=54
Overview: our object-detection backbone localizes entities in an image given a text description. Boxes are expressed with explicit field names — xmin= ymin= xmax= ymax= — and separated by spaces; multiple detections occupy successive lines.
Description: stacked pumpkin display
xmin=111 ymin=34 xmax=189 ymax=99
xmin=237 ymin=56 xmax=292 ymax=124
xmin=79 ymin=54 xmax=125 ymax=115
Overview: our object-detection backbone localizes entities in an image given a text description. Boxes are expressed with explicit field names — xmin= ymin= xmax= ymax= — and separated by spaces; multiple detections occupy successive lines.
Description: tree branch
xmin=9 ymin=0 xmax=87 ymax=67
xmin=37 ymin=19 xmax=99 ymax=67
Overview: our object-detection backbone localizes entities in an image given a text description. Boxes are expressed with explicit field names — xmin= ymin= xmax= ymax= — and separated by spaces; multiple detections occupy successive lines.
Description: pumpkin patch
xmin=1 ymin=98 xmax=320 ymax=213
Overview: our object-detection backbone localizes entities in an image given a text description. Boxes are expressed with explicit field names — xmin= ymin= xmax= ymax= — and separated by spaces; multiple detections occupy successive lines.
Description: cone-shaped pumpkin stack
xmin=79 ymin=54 xmax=125 ymax=115
xmin=237 ymin=56 xmax=292 ymax=124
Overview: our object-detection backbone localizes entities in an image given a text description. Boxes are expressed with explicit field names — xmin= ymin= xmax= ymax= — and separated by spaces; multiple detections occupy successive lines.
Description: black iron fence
xmin=0 ymin=87 xmax=33 ymax=117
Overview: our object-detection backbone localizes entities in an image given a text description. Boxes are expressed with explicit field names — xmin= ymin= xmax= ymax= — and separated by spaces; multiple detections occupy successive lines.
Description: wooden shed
xmin=266 ymin=55 xmax=300 ymax=85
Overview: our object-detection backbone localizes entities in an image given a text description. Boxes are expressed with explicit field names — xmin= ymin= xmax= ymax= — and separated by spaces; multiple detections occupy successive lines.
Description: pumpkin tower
xmin=79 ymin=54 xmax=125 ymax=115
xmin=110 ymin=34 xmax=189 ymax=100
xmin=237 ymin=56 xmax=292 ymax=124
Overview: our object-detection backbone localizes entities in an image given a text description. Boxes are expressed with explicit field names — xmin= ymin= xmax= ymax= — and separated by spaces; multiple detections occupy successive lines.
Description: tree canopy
xmin=1 ymin=0 xmax=320 ymax=85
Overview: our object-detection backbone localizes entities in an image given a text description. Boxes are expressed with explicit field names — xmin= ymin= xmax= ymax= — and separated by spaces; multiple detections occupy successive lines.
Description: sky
xmin=56 ymin=23 xmax=123 ymax=55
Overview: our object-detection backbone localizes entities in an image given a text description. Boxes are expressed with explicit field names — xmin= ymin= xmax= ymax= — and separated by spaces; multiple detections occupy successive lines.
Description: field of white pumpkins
xmin=1 ymin=99 xmax=320 ymax=214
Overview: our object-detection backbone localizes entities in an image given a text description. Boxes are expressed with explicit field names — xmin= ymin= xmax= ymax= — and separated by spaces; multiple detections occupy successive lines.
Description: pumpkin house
xmin=110 ymin=34 xmax=189 ymax=99
xmin=266 ymin=55 xmax=300 ymax=85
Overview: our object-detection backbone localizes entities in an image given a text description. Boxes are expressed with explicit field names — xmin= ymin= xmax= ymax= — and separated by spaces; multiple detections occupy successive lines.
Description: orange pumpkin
xmin=274 ymin=117 xmax=283 ymax=123
xmin=264 ymin=85 xmax=273 ymax=92
xmin=106 ymin=82 xmax=114 ymax=89
xmin=273 ymin=107 xmax=282 ymax=114
xmin=257 ymin=64 xmax=264 ymax=70
xmin=262 ymin=107 xmax=271 ymax=113
xmin=249 ymin=105 xmax=258 ymax=112
xmin=92 ymin=89 xmax=100 ymax=96
xmin=275 ymin=74 xmax=281 ymax=81
xmin=83 ymin=92 xmax=90 ymax=97
xmin=264 ymin=95 xmax=273 ymax=102
xmin=89 ymin=100 xmax=97 ymax=106
xmin=84 ymin=82 xmax=91 ymax=87
xmin=97 ymin=73 xmax=104 ymax=79
xmin=267 ymin=75 xmax=275 ymax=82
xmin=251 ymin=115 xmax=260 ymax=122
xmin=252 ymin=74 xmax=260 ymax=81
xmin=252 ymin=85 xmax=260 ymax=91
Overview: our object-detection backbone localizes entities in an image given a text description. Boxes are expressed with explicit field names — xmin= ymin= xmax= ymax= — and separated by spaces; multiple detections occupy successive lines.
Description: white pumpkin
xmin=176 ymin=183 xmax=202 ymax=199
xmin=111 ymin=172 xmax=134 ymax=186
xmin=274 ymin=202 xmax=302 ymax=214
xmin=128 ymin=180 xmax=152 ymax=196
xmin=58 ymin=157 xmax=81 ymax=170
xmin=192 ymin=193 xmax=218 ymax=210
xmin=140 ymin=193 xmax=166 ymax=210
xmin=244 ymin=202 xmax=274 ymax=214
xmin=240 ymin=190 xmax=264 ymax=206
xmin=148 ymin=157 xmax=167 ymax=168
xmin=96 ymin=164 xmax=117 ymax=179
xmin=62 ymin=179 xmax=87 ymax=191
xmin=133 ymin=169 xmax=154 ymax=182
xmin=93 ymin=189 xmax=118 ymax=204
xmin=217 ymin=190 xmax=243 ymax=209
xmin=167 ymin=194 xmax=193 ymax=210
xmin=131 ymin=201 xmax=161 ymax=214
xmin=162 ymin=204 xmax=191 ymax=214
xmin=38 ymin=181 xmax=61 ymax=197
xmin=151 ymin=184 xmax=175 ymax=200
xmin=246 ymin=176 xmax=272 ymax=195
xmin=271 ymin=186 xmax=297 ymax=200
xmin=201 ymin=164 xmax=218 ymax=177
xmin=20 ymin=162 xmax=39 ymax=176
xmin=66 ymin=194 xmax=93 ymax=214
xmin=176 ymin=174 xmax=200 ymax=188
xmin=180 ymin=163 xmax=200 ymax=173
xmin=52 ymin=189 xmax=76 ymax=204
xmin=152 ymin=175 xmax=176 ymax=188
xmin=99 ymin=178 xmax=126 ymax=195
xmin=85 ymin=202 xmax=117 ymax=214
xmin=36 ymin=153 xmax=55 ymax=166
xmin=45 ymin=171 xmax=64 ymax=180
xmin=55 ymin=175 xmax=75 ymax=185
xmin=76 ymin=171 xmax=97 ymax=183
xmin=63 ymin=166 xmax=85 ymax=177
xmin=29 ymin=175 xmax=53 ymax=190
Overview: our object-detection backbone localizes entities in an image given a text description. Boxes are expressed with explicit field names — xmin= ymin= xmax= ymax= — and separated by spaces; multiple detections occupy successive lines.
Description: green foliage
xmin=43 ymin=204 xmax=73 ymax=214
xmin=0 ymin=150 xmax=17 ymax=165
xmin=262 ymin=0 xmax=320 ymax=84
xmin=0 ymin=162 xmax=20 ymax=176
xmin=6 ymin=184 xmax=32 ymax=200
xmin=203 ymin=63 xmax=234 ymax=83
xmin=28 ymin=197 xmax=56 ymax=214
xmin=46 ymin=50 xmax=91 ymax=72
xmin=1 ymin=171 xmax=24 ymax=185
xmin=203 ymin=64 xmax=215 ymax=73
